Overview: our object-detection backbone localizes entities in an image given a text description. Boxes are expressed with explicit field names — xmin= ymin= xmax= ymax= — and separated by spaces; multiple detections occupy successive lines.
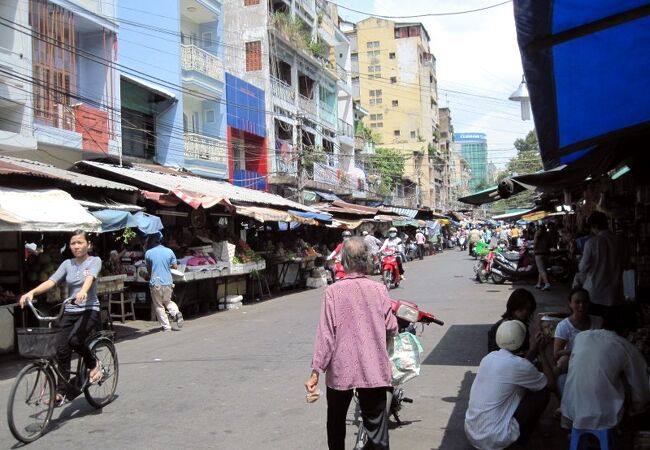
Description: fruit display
xmin=25 ymin=249 xmax=61 ymax=284
xmin=233 ymin=239 xmax=263 ymax=263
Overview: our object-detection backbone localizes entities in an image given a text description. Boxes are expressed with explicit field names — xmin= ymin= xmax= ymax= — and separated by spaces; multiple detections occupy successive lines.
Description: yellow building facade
xmin=349 ymin=18 xmax=439 ymax=208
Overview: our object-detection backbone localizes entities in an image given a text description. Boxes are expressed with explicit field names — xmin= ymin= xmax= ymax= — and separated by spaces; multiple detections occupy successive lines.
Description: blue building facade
xmin=454 ymin=132 xmax=488 ymax=192
xmin=118 ymin=0 xmax=227 ymax=177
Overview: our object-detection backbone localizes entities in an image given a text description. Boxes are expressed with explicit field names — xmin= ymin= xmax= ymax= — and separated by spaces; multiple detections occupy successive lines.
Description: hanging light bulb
xmin=509 ymin=75 xmax=531 ymax=121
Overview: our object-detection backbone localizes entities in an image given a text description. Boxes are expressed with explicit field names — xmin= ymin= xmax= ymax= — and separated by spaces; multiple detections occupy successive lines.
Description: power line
xmin=333 ymin=0 xmax=512 ymax=18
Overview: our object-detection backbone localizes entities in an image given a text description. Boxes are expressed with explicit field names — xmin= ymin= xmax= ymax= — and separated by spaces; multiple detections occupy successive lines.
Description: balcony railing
xmin=275 ymin=151 xmax=298 ymax=176
xmin=338 ymin=119 xmax=353 ymax=138
xmin=319 ymin=101 xmax=336 ymax=126
xmin=298 ymin=93 xmax=317 ymax=116
xmin=184 ymin=132 xmax=227 ymax=162
xmin=181 ymin=44 xmax=224 ymax=83
xmin=271 ymin=76 xmax=296 ymax=104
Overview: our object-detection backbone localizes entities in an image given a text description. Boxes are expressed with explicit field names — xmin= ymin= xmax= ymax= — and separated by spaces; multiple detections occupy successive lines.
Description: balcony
xmin=319 ymin=101 xmax=336 ymax=126
xmin=181 ymin=45 xmax=224 ymax=95
xmin=271 ymin=76 xmax=296 ymax=104
xmin=275 ymin=151 xmax=298 ymax=176
xmin=184 ymin=132 xmax=227 ymax=162
xmin=338 ymin=119 xmax=353 ymax=139
xmin=298 ymin=94 xmax=317 ymax=117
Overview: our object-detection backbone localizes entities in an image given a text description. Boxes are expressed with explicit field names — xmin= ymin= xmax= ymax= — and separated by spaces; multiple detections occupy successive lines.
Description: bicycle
xmin=7 ymin=297 xmax=119 ymax=443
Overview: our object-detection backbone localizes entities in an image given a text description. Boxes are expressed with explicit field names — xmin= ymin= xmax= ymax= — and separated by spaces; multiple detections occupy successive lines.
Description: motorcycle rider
xmin=327 ymin=230 xmax=352 ymax=262
xmin=379 ymin=227 xmax=405 ymax=278
xmin=362 ymin=230 xmax=382 ymax=255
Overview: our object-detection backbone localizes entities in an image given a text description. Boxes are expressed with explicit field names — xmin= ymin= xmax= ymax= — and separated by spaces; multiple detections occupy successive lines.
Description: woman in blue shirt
xmin=20 ymin=230 xmax=103 ymax=405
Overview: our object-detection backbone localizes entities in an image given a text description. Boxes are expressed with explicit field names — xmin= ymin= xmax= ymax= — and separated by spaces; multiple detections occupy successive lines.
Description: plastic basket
xmin=16 ymin=327 xmax=65 ymax=359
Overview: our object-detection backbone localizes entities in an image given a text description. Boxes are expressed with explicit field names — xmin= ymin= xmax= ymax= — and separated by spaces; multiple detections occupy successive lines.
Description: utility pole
xmin=296 ymin=113 xmax=305 ymax=204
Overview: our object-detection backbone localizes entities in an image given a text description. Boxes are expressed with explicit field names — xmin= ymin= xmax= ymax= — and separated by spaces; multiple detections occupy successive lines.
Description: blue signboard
xmin=225 ymin=73 xmax=266 ymax=137
xmin=454 ymin=132 xmax=487 ymax=142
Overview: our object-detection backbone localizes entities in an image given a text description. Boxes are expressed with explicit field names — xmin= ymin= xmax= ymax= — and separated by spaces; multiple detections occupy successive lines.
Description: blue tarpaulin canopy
xmin=513 ymin=0 xmax=650 ymax=168
xmin=90 ymin=210 xmax=163 ymax=234
xmin=287 ymin=209 xmax=332 ymax=222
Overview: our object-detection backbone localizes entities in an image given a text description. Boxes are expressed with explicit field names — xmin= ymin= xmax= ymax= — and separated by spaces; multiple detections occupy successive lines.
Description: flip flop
xmin=88 ymin=361 xmax=103 ymax=384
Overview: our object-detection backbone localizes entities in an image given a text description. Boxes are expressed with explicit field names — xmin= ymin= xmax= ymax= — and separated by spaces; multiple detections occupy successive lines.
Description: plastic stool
xmin=570 ymin=428 xmax=611 ymax=450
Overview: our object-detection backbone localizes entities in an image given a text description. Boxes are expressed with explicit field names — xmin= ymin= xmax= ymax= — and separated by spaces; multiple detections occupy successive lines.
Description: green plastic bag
xmin=388 ymin=332 xmax=423 ymax=386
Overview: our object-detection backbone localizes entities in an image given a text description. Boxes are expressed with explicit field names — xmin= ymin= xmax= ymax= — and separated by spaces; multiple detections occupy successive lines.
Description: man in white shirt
xmin=577 ymin=211 xmax=626 ymax=317
xmin=561 ymin=310 xmax=650 ymax=430
xmin=465 ymin=320 xmax=556 ymax=450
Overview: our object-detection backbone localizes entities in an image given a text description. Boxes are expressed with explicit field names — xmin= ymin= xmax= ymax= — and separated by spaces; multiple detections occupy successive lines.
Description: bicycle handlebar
xmin=27 ymin=297 xmax=74 ymax=322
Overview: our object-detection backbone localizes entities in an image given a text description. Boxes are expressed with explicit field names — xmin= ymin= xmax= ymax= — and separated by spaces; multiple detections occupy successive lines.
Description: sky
xmin=335 ymin=0 xmax=534 ymax=169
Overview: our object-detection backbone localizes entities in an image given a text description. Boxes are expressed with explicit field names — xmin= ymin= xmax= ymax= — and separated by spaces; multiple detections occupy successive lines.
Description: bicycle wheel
xmin=7 ymin=363 xmax=55 ymax=443
xmin=83 ymin=339 xmax=119 ymax=408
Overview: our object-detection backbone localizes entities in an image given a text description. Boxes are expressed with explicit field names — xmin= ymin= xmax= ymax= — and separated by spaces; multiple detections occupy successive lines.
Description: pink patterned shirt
xmin=311 ymin=273 xmax=398 ymax=390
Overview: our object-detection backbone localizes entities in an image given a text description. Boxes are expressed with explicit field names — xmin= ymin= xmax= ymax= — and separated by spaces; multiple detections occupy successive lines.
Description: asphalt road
xmin=0 ymin=250 xmax=566 ymax=449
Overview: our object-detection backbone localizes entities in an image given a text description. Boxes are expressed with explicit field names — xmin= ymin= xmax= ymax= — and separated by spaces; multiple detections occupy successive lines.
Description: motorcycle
xmin=405 ymin=241 xmax=418 ymax=262
xmin=458 ymin=235 xmax=467 ymax=251
xmin=474 ymin=247 xmax=495 ymax=283
xmin=326 ymin=258 xmax=347 ymax=283
xmin=371 ymin=252 xmax=382 ymax=275
xmin=354 ymin=299 xmax=444 ymax=449
xmin=490 ymin=246 xmax=572 ymax=284
xmin=381 ymin=248 xmax=402 ymax=290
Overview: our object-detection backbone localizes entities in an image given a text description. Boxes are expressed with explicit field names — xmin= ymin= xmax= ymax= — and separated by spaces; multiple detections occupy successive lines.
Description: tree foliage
xmin=490 ymin=130 xmax=543 ymax=213
xmin=367 ymin=147 xmax=406 ymax=196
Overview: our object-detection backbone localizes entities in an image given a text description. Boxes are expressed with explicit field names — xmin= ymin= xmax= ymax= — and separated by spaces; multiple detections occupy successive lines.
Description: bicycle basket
xmin=16 ymin=327 xmax=65 ymax=359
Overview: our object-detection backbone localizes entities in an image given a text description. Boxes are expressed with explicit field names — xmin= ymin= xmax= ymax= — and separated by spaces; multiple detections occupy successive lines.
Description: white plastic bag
xmin=389 ymin=332 xmax=423 ymax=386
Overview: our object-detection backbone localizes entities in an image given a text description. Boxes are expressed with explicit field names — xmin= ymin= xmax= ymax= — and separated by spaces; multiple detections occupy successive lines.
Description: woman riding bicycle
xmin=19 ymin=230 xmax=103 ymax=404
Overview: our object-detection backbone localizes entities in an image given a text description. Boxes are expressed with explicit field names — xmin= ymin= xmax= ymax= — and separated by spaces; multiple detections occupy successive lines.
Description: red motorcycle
xmin=381 ymin=248 xmax=401 ymax=289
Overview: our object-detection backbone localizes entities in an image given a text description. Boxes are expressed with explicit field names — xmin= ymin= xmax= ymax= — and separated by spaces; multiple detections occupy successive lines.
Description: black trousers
xmin=326 ymin=386 xmax=389 ymax=450
xmin=417 ymin=244 xmax=425 ymax=260
xmin=56 ymin=310 xmax=100 ymax=394
xmin=513 ymin=387 xmax=550 ymax=444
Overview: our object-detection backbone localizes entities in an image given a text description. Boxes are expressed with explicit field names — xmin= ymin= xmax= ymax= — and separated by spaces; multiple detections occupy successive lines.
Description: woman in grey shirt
xmin=20 ymin=230 xmax=103 ymax=404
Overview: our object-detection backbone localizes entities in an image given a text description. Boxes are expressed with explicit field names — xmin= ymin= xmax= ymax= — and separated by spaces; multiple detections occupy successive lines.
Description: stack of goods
xmin=232 ymin=240 xmax=263 ymax=265
xmin=217 ymin=294 xmax=243 ymax=311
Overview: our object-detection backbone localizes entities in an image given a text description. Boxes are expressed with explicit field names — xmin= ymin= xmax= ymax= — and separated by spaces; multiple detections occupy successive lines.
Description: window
xmin=389 ymin=52 xmax=396 ymax=59
xmin=205 ymin=109 xmax=215 ymax=123
xmin=368 ymin=65 xmax=381 ymax=73
xmin=367 ymin=50 xmax=380 ymax=57
xmin=390 ymin=76 xmax=397 ymax=84
xmin=410 ymin=131 xmax=416 ymax=139
xmin=394 ymin=130 xmax=401 ymax=137
xmin=244 ymin=0 xmax=259 ymax=5
xmin=366 ymin=41 xmax=380 ymax=48
xmin=430 ymin=75 xmax=434 ymax=83
xmin=245 ymin=41 xmax=262 ymax=71
xmin=370 ymin=113 xmax=383 ymax=121
xmin=202 ymin=32 xmax=213 ymax=47
xmin=370 ymin=122 xmax=383 ymax=128
xmin=369 ymin=89 xmax=382 ymax=106
xmin=392 ymin=100 xmax=399 ymax=107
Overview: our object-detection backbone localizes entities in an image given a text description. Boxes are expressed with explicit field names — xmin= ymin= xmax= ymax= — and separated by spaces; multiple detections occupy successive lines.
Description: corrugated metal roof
xmin=0 ymin=156 xmax=137 ymax=191
xmin=389 ymin=206 xmax=418 ymax=219
xmin=77 ymin=161 xmax=318 ymax=212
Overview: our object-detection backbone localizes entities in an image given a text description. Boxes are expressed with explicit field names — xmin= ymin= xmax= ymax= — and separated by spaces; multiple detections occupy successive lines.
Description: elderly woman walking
xmin=305 ymin=237 xmax=398 ymax=450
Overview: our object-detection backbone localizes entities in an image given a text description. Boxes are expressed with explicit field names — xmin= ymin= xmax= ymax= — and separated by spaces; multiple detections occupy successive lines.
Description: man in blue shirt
xmin=145 ymin=232 xmax=183 ymax=331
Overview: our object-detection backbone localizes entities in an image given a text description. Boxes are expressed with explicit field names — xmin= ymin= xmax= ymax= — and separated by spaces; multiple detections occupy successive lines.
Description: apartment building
xmin=0 ymin=0 xmax=120 ymax=166
xmin=343 ymin=17 xmax=440 ymax=208
xmin=118 ymin=0 xmax=229 ymax=179
xmin=222 ymin=0 xmax=356 ymax=199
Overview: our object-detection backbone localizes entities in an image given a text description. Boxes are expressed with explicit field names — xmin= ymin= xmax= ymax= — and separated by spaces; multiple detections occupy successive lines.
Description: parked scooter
xmin=490 ymin=246 xmax=572 ymax=284
xmin=474 ymin=247 xmax=495 ymax=283
xmin=381 ymin=248 xmax=402 ymax=289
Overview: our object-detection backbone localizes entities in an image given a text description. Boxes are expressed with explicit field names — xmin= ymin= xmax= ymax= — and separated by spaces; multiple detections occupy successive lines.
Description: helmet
xmin=495 ymin=320 xmax=527 ymax=351
xmin=361 ymin=230 xmax=369 ymax=236
xmin=389 ymin=227 xmax=398 ymax=233
xmin=342 ymin=230 xmax=352 ymax=238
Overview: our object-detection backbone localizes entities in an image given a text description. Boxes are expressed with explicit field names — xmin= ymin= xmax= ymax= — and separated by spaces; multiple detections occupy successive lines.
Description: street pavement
xmin=0 ymin=250 xmax=570 ymax=449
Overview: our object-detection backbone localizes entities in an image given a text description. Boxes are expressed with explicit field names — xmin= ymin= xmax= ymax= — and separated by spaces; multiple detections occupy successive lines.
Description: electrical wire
xmin=333 ymin=0 xmax=512 ymax=19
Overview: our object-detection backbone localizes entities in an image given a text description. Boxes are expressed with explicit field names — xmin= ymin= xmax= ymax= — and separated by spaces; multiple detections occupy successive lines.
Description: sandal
xmin=88 ymin=361 xmax=103 ymax=384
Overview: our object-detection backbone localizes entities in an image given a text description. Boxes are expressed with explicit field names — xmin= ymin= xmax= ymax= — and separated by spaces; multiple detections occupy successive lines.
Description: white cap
xmin=495 ymin=320 xmax=527 ymax=351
